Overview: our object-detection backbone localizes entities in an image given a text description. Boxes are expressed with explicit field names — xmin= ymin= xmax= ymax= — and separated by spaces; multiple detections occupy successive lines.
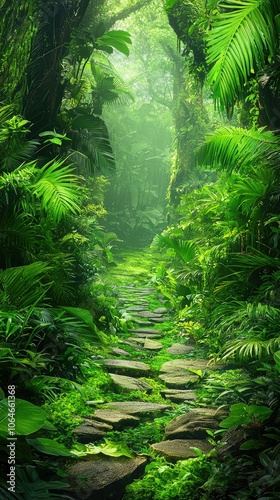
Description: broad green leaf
xmin=0 ymin=399 xmax=46 ymax=436
xmin=27 ymin=437 xmax=72 ymax=456
xmin=240 ymin=439 xmax=263 ymax=450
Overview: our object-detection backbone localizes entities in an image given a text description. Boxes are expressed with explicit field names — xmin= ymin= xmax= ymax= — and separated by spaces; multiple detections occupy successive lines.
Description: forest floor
xmin=62 ymin=248 xmax=239 ymax=499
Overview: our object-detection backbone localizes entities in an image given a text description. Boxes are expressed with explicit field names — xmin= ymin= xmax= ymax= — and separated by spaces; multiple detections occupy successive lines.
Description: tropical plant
xmin=206 ymin=0 xmax=280 ymax=111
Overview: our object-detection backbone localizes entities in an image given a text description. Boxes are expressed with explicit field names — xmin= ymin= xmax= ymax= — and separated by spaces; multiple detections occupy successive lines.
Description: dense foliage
xmin=1 ymin=0 xmax=280 ymax=498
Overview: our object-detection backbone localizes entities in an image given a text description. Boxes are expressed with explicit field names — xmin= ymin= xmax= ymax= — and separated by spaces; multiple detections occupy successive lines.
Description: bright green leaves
xmin=219 ymin=402 xmax=272 ymax=429
xmin=71 ymin=439 xmax=135 ymax=458
xmin=153 ymin=234 xmax=197 ymax=263
xmin=196 ymin=126 xmax=280 ymax=171
xmin=97 ymin=30 xmax=132 ymax=57
xmin=0 ymin=399 xmax=46 ymax=437
xmin=0 ymin=261 xmax=50 ymax=309
xmin=26 ymin=438 xmax=72 ymax=456
xmin=32 ymin=159 xmax=82 ymax=222
xmin=207 ymin=0 xmax=280 ymax=108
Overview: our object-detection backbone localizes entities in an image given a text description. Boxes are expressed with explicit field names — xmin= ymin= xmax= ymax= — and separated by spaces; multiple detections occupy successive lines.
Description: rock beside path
xmin=165 ymin=408 xmax=227 ymax=440
xmin=104 ymin=401 xmax=172 ymax=416
xmin=67 ymin=455 xmax=147 ymax=500
xmin=101 ymin=359 xmax=151 ymax=374
xmin=109 ymin=373 xmax=153 ymax=393
xmin=150 ymin=439 xmax=213 ymax=463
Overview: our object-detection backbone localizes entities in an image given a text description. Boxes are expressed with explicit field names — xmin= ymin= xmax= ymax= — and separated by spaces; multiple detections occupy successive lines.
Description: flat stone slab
xmin=101 ymin=359 xmax=151 ymax=374
xmin=153 ymin=307 xmax=168 ymax=314
xmin=93 ymin=409 xmax=139 ymax=429
xmin=72 ymin=419 xmax=113 ymax=443
xmin=104 ymin=402 xmax=172 ymax=416
xmin=150 ymin=317 xmax=170 ymax=323
xmin=124 ymin=341 xmax=147 ymax=351
xmin=133 ymin=320 xmax=153 ymax=326
xmin=160 ymin=359 xmax=224 ymax=373
xmin=67 ymin=456 xmax=147 ymax=500
xmin=150 ymin=439 xmax=213 ymax=463
xmin=136 ymin=311 xmax=163 ymax=318
xmin=165 ymin=408 xmax=227 ymax=440
xmin=132 ymin=332 xmax=162 ymax=339
xmin=127 ymin=338 xmax=162 ymax=351
xmin=131 ymin=328 xmax=161 ymax=334
xmin=161 ymin=389 xmax=197 ymax=402
xmin=110 ymin=347 xmax=130 ymax=357
xmin=109 ymin=373 xmax=153 ymax=393
xmin=158 ymin=373 xmax=199 ymax=388
xmin=126 ymin=306 xmax=148 ymax=311
xmin=166 ymin=343 xmax=194 ymax=355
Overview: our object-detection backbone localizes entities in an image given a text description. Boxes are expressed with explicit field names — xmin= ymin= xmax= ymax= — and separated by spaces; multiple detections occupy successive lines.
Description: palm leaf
xmin=0 ymin=212 xmax=38 ymax=267
xmin=1 ymin=140 xmax=39 ymax=171
xmin=31 ymin=159 xmax=82 ymax=222
xmin=207 ymin=0 xmax=280 ymax=108
xmin=196 ymin=126 xmax=280 ymax=171
xmin=71 ymin=113 xmax=115 ymax=173
xmin=0 ymin=262 xmax=51 ymax=309
xmin=219 ymin=336 xmax=269 ymax=362
xmin=153 ymin=234 xmax=197 ymax=262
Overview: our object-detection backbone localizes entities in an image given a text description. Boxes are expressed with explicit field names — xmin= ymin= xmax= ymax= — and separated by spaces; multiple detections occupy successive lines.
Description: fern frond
xmin=196 ymin=126 xmax=280 ymax=170
xmin=0 ymin=262 xmax=51 ymax=309
xmin=153 ymin=234 xmax=197 ymax=262
xmin=219 ymin=336 xmax=268 ymax=362
xmin=32 ymin=159 xmax=82 ymax=222
xmin=207 ymin=0 xmax=280 ymax=108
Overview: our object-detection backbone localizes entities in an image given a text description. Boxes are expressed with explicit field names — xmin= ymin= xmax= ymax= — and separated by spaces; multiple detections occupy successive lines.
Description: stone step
xmin=160 ymin=359 xmax=225 ymax=373
xmin=158 ymin=372 xmax=199 ymax=388
xmin=129 ymin=332 xmax=162 ymax=339
xmin=133 ymin=320 xmax=153 ymax=326
xmin=150 ymin=439 xmax=213 ymax=463
xmin=110 ymin=347 xmax=131 ymax=357
xmin=103 ymin=401 xmax=172 ymax=416
xmin=109 ymin=373 xmax=153 ymax=393
xmin=149 ymin=317 xmax=170 ymax=323
xmin=93 ymin=409 xmax=140 ymax=429
xmin=153 ymin=307 xmax=169 ymax=314
xmin=72 ymin=418 xmax=113 ymax=443
xmin=160 ymin=389 xmax=197 ymax=403
xmin=135 ymin=311 xmax=164 ymax=318
xmin=67 ymin=456 xmax=147 ymax=500
xmin=124 ymin=341 xmax=147 ymax=351
xmin=127 ymin=338 xmax=163 ymax=351
xmin=165 ymin=408 xmax=227 ymax=440
xmin=101 ymin=359 xmax=151 ymax=375
xmin=166 ymin=343 xmax=194 ymax=355
xmin=130 ymin=328 xmax=161 ymax=334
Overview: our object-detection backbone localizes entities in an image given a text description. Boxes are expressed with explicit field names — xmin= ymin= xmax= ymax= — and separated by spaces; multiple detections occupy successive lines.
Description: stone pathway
xmin=68 ymin=279 xmax=228 ymax=499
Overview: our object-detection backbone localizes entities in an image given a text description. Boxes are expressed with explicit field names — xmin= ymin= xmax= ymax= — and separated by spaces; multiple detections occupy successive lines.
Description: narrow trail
xmin=67 ymin=253 xmax=228 ymax=499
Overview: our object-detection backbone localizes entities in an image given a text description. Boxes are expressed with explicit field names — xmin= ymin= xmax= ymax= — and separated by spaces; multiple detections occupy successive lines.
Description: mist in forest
xmin=102 ymin=4 xmax=177 ymax=247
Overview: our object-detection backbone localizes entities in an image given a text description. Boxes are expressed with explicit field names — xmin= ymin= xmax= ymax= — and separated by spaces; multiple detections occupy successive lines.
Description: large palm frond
xmin=31 ymin=158 xmax=82 ymax=222
xmin=153 ymin=234 xmax=197 ymax=262
xmin=0 ymin=262 xmax=51 ymax=309
xmin=70 ymin=112 xmax=115 ymax=173
xmin=196 ymin=125 xmax=280 ymax=171
xmin=207 ymin=0 xmax=280 ymax=109
xmin=0 ymin=212 xmax=38 ymax=268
